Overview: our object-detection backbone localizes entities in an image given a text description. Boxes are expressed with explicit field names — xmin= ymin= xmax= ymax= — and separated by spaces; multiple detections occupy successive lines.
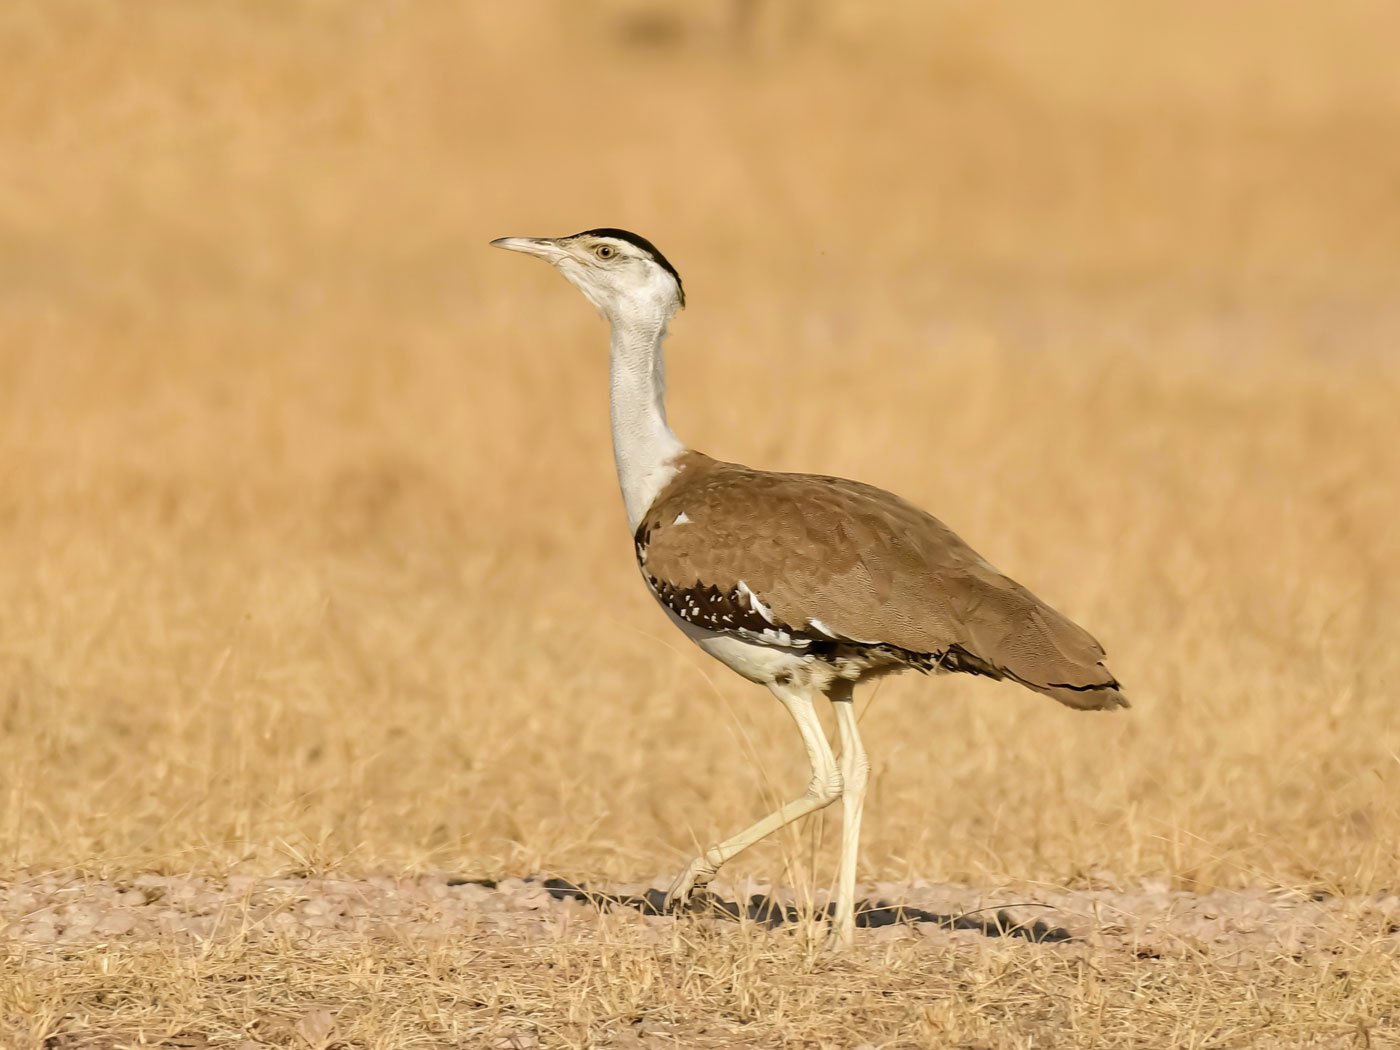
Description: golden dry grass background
xmin=2 ymin=1 xmax=1400 ymax=1045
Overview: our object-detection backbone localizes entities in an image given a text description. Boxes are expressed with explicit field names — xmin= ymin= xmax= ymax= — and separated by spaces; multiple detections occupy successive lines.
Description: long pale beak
xmin=489 ymin=236 xmax=565 ymax=260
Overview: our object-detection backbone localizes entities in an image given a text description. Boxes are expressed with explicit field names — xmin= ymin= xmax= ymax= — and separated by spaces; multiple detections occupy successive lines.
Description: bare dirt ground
xmin=8 ymin=873 xmax=1399 ymax=962
xmin=7 ymin=872 xmax=1400 ymax=1048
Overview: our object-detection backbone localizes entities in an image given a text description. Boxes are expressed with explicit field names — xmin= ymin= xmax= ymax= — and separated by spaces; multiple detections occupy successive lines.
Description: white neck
xmin=609 ymin=315 xmax=684 ymax=531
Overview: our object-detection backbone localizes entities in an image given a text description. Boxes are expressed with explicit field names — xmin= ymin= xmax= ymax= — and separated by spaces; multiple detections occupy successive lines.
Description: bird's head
xmin=491 ymin=228 xmax=685 ymax=324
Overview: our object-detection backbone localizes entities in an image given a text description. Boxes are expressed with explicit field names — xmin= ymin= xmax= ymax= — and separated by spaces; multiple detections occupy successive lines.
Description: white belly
xmin=662 ymin=607 xmax=811 ymax=685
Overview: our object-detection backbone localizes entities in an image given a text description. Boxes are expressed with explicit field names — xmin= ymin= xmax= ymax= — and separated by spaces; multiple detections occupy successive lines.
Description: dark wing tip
xmin=1042 ymin=681 xmax=1130 ymax=711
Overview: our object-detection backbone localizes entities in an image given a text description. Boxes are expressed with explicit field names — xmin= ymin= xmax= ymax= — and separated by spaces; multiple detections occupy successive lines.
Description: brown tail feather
xmin=937 ymin=642 xmax=1130 ymax=711
xmin=1033 ymin=679 xmax=1130 ymax=711
xmin=1017 ymin=601 xmax=1129 ymax=710
xmin=948 ymin=573 xmax=1130 ymax=711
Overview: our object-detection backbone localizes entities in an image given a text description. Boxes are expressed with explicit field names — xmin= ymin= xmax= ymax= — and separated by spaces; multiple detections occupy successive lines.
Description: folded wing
xmin=635 ymin=453 xmax=1127 ymax=710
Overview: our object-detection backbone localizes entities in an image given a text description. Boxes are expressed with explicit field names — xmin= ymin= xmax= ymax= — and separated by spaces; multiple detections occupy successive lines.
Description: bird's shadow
xmin=450 ymin=876 xmax=1072 ymax=943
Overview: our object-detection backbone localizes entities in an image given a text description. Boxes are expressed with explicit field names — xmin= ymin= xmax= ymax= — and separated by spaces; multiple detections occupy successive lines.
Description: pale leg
xmin=666 ymin=682 xmax=843 ymax=910
xmin=829 ymin=681 xmax=870 ymax=947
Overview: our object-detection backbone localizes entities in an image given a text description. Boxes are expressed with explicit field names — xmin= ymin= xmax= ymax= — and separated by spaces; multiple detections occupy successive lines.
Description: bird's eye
xmin=595 ymin=244 xmax=615 ymax=260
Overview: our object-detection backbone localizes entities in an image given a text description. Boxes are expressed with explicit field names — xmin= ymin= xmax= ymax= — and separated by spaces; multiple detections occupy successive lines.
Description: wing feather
xmin=637 ymin=453 xmax=1127 ymax=709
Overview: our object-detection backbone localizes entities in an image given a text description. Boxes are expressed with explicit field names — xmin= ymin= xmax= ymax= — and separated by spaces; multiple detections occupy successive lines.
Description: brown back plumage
xmin=636 ymin=452 xmax=1127 ymax=710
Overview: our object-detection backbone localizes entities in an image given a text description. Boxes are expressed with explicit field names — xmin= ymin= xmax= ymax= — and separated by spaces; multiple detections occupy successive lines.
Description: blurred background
xmin=1 ymin=0 xmax=1396 ymax=892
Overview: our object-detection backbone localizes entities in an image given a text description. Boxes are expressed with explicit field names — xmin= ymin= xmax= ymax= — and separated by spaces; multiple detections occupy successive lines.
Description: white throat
xmin=609 ymin=316 xmax=684 ymax=531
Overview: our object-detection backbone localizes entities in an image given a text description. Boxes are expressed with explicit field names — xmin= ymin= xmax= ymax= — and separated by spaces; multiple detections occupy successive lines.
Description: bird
xmin=491 ymin=228 xmax=1128 ymax=948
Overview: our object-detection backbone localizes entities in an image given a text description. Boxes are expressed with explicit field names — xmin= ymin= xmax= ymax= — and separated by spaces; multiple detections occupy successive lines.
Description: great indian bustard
xmin=491 ymin=228 xmax=1128 ymax=947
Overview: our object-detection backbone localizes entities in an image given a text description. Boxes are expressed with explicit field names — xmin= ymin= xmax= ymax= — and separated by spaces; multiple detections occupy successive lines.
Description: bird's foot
xmin=823 ymin=894 xmax=858 ymax=951
xmin=824 ymin=917 xmax=856 ymax=952
xmin=663 ymin=858 xmax=718 ymax=914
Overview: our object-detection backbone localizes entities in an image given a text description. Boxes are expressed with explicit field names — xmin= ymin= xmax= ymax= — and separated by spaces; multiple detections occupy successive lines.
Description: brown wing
xmin=636 ymin=452 xmax=1127 ymax=711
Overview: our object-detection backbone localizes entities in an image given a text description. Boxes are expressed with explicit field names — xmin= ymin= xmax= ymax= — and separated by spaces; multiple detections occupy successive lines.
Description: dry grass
xmin=2 ymin=1 xmax=1399 ymax=1046
xmin=10 ymin=922 xmax=1400 ymax=1050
